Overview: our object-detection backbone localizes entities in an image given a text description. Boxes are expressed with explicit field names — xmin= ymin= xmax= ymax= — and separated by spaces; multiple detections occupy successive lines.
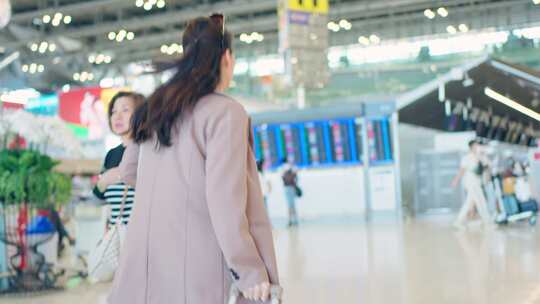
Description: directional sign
xmin=279 ymin=0 xmax=330 ymax=89
xmin=287 ymin=0 xmax=329 ymax=14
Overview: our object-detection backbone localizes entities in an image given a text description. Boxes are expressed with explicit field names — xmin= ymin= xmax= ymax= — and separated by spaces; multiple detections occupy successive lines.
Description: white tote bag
xmin=87 ymin=187 xmax=128 ymax=283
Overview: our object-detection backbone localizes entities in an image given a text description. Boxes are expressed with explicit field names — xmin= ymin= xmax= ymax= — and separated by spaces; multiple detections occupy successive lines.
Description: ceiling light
xmin=135 ymin=0 xmax=144 ymax=7
xmin=21 ymin=64 xmax=29 ymax=72
xmin=54 ymin=13 xmax=63 ymax=20
xmin=51 ymin=19 xmax=61 ymax=27
xmin=327 ymin=21 xmax=340 ymax=32
xmin=62 ymin=84 xmax=71 ymax=92
xmin=369 ymin=34 xmax=380 ymax=44
xmin=29 ymin=63 xmax=37 ymax=74
xmin=358 ymin=36 xmax=370 ymax=46
xmin=116 ymin=30 xmax=127 ymax=42
xmin=447 ymin=25 xmax=457 ymax=34
xmin=38 ymin=45 xmax=48 ymax=54
xmin=485 ymin=87 xmax=540 ymax=121
xmin=167 ymin=46 xmax=176 ymax=55
xmin=156 ymin=0 xmax=166 ymax=8
xmin=40 ymin=41 xmax=48 ymax=48
xmin=127 ymin=32 xmax=135 ymax=40
xmin=437 ymin=7 xmax=448 ymax=17
xmin=73 ymin=73 xmax=80 ymax=81
xmin=88 ymin=54 xmax=96 ymax=63
xmin=42 ymin=15 xmax=51 ymax=24
xmin=144 ymin=2 xmax=152 ymax=10
xmin=251 ymin=32 xmax=264 ymax=42
xmin=30 ymin=43 xmax=38 ymax=52
xmin=96 ymin=54 xmax=105 ymax=64
xmin=48 ymin=43 xmax=56 ymax=52
xmin=104 ymin=56 xmax=112 ymax=63
xmin=534 ymin=0 xmax=540 ymax=4
xmin=63 ymin=15 xmax=72 ymax=24
xmin=240 ymin=33 xmax=249 ymax=42
xmin=37 ymin=65 xmax=44 ymax=73
xmin=424 ymin=9 xmax=436 ymax=19
xmin=459 ymin=24 xmax=469 ymax=32
xmin=339 ymin=19 xmax=349 ymax=28
xmin=88 ymin=73 xmax=94 ymax=81
xmin=160 ymin=44 xmax=168 ymax=53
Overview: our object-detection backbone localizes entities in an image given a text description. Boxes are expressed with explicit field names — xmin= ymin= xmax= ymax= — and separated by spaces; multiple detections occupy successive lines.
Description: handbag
xmin=294 ymin=185 xmax=303 ymax=198
xmin=87 ymin=187 xmax=129 ymax=283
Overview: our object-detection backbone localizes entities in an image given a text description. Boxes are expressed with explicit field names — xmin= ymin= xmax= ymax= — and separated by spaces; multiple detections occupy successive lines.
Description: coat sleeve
xmin=118 ymin=142 xmax=140 ymax=187
xmin=204 ymin=101 xmax=270 ymax=291
xmin=93 ymin=150 xmax=112 ymax=200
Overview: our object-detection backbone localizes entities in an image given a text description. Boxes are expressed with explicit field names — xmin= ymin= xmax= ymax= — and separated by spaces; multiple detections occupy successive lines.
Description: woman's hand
xmin=243 ymin=281 xmax=271 ymax=302
xmin=97 ymin=167 xmax=121 ymax=192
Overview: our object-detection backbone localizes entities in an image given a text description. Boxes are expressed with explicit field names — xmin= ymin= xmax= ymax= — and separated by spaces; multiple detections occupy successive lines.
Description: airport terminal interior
xmin=1 ymin=0 xmax=540 ymax=303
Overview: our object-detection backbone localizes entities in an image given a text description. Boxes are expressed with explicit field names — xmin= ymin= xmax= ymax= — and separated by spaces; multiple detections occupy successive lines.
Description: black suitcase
xmin=519 ymin=200 xmax=539 ymax=213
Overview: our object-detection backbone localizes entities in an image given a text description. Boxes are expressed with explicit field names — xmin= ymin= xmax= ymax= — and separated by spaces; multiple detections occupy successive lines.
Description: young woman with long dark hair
xmin=107 ymin=15 xmax=279 ymax=303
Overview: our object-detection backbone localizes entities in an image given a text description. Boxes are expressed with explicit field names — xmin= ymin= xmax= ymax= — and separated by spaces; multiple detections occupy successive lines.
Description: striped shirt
xmin=103 ymin=183 xmax=135 ymax=226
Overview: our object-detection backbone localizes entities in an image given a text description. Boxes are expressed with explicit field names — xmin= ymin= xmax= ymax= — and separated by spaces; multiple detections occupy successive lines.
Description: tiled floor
xmin=3 ymin=215 xmax=540 ymax=304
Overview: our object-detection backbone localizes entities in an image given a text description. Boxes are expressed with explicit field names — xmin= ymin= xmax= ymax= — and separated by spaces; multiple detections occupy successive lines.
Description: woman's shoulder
xmin=196 ymin=93 xmax=247 ymax=118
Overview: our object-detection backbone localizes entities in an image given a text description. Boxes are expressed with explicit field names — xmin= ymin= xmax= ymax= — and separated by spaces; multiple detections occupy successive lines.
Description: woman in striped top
xmin=93 ymin=91 xmax=145 ymax=227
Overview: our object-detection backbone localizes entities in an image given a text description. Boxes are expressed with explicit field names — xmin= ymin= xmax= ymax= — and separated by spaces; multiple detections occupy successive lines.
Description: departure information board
xmin=253 ymin=117 xmax=393 ymax=169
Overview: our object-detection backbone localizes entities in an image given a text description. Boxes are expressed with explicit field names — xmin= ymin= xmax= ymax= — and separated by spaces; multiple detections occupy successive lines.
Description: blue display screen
xmin=253 ymin=117 xmax=394 ymax=169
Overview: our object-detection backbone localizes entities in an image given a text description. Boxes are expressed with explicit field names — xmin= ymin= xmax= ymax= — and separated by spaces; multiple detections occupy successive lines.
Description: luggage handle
xmin=228 ymin=284 xmax=283 ymax=304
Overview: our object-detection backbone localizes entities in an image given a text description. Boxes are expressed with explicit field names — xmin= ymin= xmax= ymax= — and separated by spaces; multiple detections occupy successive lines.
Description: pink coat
xmin=107 ymin=93 xmax=279 ymax=304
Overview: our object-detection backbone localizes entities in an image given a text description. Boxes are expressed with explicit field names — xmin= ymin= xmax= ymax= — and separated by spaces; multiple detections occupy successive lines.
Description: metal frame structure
xmin=2 ymin=0 xmax=540 ymax=91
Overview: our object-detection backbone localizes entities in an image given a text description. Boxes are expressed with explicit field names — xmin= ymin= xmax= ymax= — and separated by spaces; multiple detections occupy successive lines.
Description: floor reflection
xmin=2 ymin=215 xmax=540 ymax=304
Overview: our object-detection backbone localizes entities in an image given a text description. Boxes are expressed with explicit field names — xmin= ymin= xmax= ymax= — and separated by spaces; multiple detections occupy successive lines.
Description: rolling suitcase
xmin=502 ymin=195 xmax=520 ymax=216
xmin=519 ymin=200 xmax=538 ymax=213
xmin=228 ymin=284 xmax=283 ymax=304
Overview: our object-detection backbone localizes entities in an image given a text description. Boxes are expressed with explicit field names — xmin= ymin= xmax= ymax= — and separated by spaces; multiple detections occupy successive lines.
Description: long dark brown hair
xmin=134 ymin=16 xmax=232 ymax=147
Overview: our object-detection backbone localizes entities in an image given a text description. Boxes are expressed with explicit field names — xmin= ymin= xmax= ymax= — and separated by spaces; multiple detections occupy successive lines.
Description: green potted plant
xmin=0 ymin=149 xmax=72 ymax=208
xmin=0 ymin=109 xmax=77 ymax=291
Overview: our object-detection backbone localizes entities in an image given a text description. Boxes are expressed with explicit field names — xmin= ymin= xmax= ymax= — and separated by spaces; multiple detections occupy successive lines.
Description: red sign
xmin=59 ymin=87 xmax=102 ymax=125
xmin=59 ymin=87 xmax=109 ymax=140
xmin=2 ymin=101 xmax=25 ymax=110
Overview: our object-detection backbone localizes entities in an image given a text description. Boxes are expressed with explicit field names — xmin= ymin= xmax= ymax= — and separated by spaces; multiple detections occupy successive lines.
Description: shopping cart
xmin=228 ymin=284 xmax=282 ymax=304
xmin=492 ymin=176 xmax=537 ymax=226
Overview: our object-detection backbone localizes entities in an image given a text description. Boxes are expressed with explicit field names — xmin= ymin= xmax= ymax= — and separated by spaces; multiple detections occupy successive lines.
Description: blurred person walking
xmin=257 ymin=160 xmax=272 ymax=211
xmin=108 ymin=15 xmax=279 ymax=304
xmin=281 ymin=160 xmax=301 ymax=227
xmin=451 ymin=140 xmax=492 ymax=229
